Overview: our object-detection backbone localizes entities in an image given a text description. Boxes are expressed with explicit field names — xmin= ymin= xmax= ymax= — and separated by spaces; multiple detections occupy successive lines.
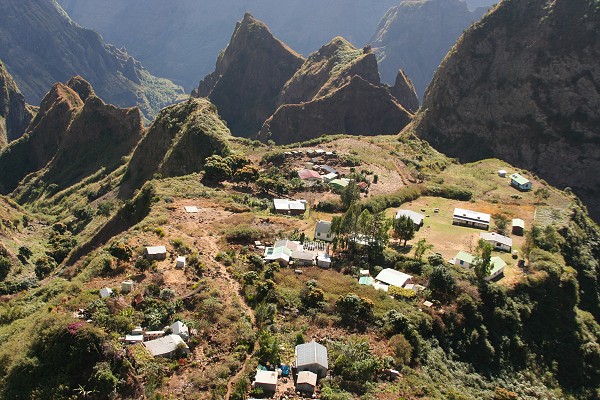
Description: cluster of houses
xmin=120 ymin=321 xmax=192 ymax=358
xmin=253 ymin=341 xmax=328 ymax=396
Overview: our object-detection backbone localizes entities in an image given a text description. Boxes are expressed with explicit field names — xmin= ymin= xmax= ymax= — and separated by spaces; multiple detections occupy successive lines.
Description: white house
xmin=452 ymin=208 xmax=490 ymax=230
xmin=121 ymin=280 xmax=134 ymax=294
xmin=486 ymin=257 xmax=507 ymax=281
xmin=315 ymin=220 xmax=334 ymax=242
xmin=170 ymin=321 xmax=189 ymax=341
xmin=395 ymin=210 xmax=425 ymax=229
xmin=176 ymin=256 xmax=186 ymax=269
xmin=143 ymin=334 xmax=189 ymax=358
xmin=480 ymin=232 xmax=512 ymax=252
xmin=124 ymin=334 xmax=144 ymax=344
xmin=264 ymin=246 xmax=292 ymax=266
xmin=317 ymin=253 xmax=331 ymax=268
xmin=454 ymin=251 xmax=475 ymax=268
xmin=253 ymin=370 xmax=277 ymax=392
xmin=512 ymin=219 xmax=525 ymax=236
xmin=296 ymin=370 xmax=318 ymax=394
xmin=510 ymin=173 xmax=532 ymax=191
xmin=373 ymin=269 xmax=413 ymax=291
xmin=296 ymin=341 xmax=328 ymax=378
xmin=145 ymin=246 xmax=167 ymax=260
xmin=322 ymin=172 xmax=338 ymax=182
xmin=273 ymin=199 xmax=307 ymax=215
xmin=99 ymin=287 xmax=113 ymax=299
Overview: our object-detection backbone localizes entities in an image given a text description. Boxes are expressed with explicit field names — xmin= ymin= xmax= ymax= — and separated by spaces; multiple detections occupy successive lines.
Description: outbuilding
xmin=253 ymin=370 xmax=277 ymax=393
xmin=373 ymin=268 xmax=413 ymax=291
xmin=273 ymin=199 xmax=307 ymax=215
xmin=452 ymin=208 xmax=490 ymax=230
xmin=454 ymin=251 xmax=475 ymax=268
xmin=317 ymin=253 xmax=332 ymax=268
xmin=479 ymin=232 xmax=513 ymax=252
xmin=295 ymin=341 xmax=328 ymax=378
xmin=395 ymin=210 xmax=425 ymax=229
xmin=486 ymin=257 xmax=507 ymax=281
xmin=512 ymin=219 xmax=525 ymax=236
xmin=145 ymin=246 xmax=167 ymax=260
xmin=315 ymin=220 xmax=334 ymax=242
xmin=143 ymin=334 xmax=189 ymax=358
xmin=121 ymin=280 xmax=134 ymax=294
xmin=510 ymin=173 xmax=532 ymax=191
xmin=176 ymin=256 xmax=186 ymax=269
xmin=296 ymin=370 xmax=318 ymax=395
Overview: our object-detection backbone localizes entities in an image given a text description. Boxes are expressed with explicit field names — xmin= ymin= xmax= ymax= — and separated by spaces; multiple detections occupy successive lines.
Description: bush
xmin=225 ymin=226 xmax=261 ymax=244
xmin=335 ymin=294 xmax=374 ymax=328
xmin=388 ymin=286 xmax=417 ymax=301
xmin=423 ymin=185 xmax=472 ymax=201
xmin=135 ymin=257 xmax=153 ymax=272
xmin=35 ymin=256 xmax=57 ymax=279
xmin=389 ymin=334 xmax=413 ymax=367
xmin=108 ymin=242 xmax=133 ymax=261
xmin=0 ymin=256 xmax=12 ymax=280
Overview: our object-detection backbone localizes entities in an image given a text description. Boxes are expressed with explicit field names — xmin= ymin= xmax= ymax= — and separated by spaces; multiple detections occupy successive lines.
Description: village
xmin=77 ymin=144 xmax=546 ymax=399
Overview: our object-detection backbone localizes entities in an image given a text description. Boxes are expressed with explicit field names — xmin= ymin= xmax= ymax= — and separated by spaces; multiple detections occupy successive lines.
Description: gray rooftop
xmin=296 ymin=341 xmax=328 ymax=369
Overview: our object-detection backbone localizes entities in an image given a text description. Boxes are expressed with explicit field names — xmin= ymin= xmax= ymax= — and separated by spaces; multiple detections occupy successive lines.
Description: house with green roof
xmin=487 ymin=257 xmax=507 ymax=281
xmin=454 ymin=251 xmax=475 ymax=268
xmin=329 ymin=178 xmax=350 ymax=191
xmin=510 ymin=173 xmax=532 ymax=191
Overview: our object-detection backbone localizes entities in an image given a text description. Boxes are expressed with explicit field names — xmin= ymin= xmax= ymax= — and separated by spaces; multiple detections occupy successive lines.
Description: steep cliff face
xmin=390 ymin=69 xmax=419 ymax=113
xmin=260 ymin=75 xmax=412 ymax=144
xmin=58 ymin=0 xmax=399 ymax=90
xmin=124 ymin=98 xmax=231 ymax=193
xmin=277 ymin=37 xmax=380 ymax=105
xmin=0 ymin=77 xmax=143 ymax=201
xmin=412 ymin=0 xmax=600 ymax=220
xmin=194 ymin=13 xmax=304 ymax=137
xmin=371 ymin=0 xmax=488 ymax=97
xmin=0 ymin=61 xmax=34 ymax=148
xmin=0 ymin=0 xmax=183 ymax=119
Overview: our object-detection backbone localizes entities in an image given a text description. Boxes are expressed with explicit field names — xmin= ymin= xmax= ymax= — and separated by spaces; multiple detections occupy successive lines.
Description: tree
xmin=393 ymin=215 xmax=415 ymax=246
xmin=300 ymin=281 xmax=325 ymax=310
xmin=256 ymin=330 xmax=280 ymax=364
xmin=414 ymin=238 xmax=433 ymax=260
xmin=473 ymin=239 xmax=494 ymax=282
xmin=34 ymin=256 xmax=57 ymax=279
xmin=428 ymin=265 xmax=457 ymax=299
xmin=389 ymin=334 xmax=413 ymax=368
xmin=0 ymin=256 xmax=12 ymax=280
xmin=108 ymin=242 xmax=133 ymax=261
xmin=493 ymin=213 xmax=509 ymax=235
xmin=233 ymin=164 xmax=259 ymax=184
xmin=335 ymin=293 xmax=374 ymax=328
xmin=340 ymin=181 xmax=360 ymax=209
xmin=203 ymin=155 xmax=232 ymax=182
xmin=329 ymin=337 xmax=381 ymax=385
xmin=534 ymin=187 xmax=550 ymax=204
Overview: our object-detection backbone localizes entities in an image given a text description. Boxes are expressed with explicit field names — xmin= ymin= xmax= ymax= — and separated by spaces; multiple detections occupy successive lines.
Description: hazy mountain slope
xmin=57 ymin=0 xmax=399 ymax=91
xmin=371 ymin=0 xmax=488 ymax=97
xmin=0 ymin=77 xmax=143 ymax=201
xmin=0 ymin=61 xmax=34 ymax=148
xmin=193 ymin=13 xmax=304 ymax=138
xmin=411 ymin=0 xmax=600 ymax=220
xmin=465 ymin=0 xmax=498 ymax=11
xmin=123 ymin=98 xmax=231 ymax=194
xmin=260 ymin=76 xmax=412 ymax=144
xmin=0 ymin=0 xmax=183 ymax=119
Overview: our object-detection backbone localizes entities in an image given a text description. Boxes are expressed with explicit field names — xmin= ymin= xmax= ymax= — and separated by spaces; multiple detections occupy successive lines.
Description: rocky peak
xmin=193 ymin=13 xmax=304 ymax=137
xmin=411 ymin=0 xmax=600 ymax=220
xmin=0 ymin=61 xmax=34 ymax=147
xmin=66 ymin=76 xmax=96 ymax=102
xmin=390 ymin=69 xmax=419 ymax=113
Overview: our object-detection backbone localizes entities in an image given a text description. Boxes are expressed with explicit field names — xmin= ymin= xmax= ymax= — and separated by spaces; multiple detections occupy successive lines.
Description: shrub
xmin=225 ymin=226 xmax=261 ymax=244
xmin=35 ymin=256 xmax=57 ymax=279
xmin=108 ymin=242 xmax=133 ymax=261
xmin=388 ymin=286 xmax=417 ymax=301
xmin=0 ymin=256 xmax=12 ymax=280
xmin=335 ymin=294 xmax=374 ymax=328
xmin=389 ymin=334 xmax=413 ymax=367
xmin=135 ymin=257 xmax=153 ymax=272
xmin=423 ymin=185 xmax=472 ymax=201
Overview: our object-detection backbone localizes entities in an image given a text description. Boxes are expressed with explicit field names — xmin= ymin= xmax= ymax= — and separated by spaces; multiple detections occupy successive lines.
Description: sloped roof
xmin=297 ymin=370 xmax=318 ymax=386
xmin=510 ymin=173 xmax=530 ymax=185
xmin=512 ymin=218 xmax=525 ymax=228
xmin=480 ymin=232 xmax=513 ymax=247
xmin=171 ymin=321 xmax=189 ymax=336
xmin=143 ymin=334 xmax=187 ymax=357
xmin=489 ymin=256 xmax=507 ymax=276
xmin=375 ymin=268 xmax=413 ymax=288
xmin=298 ymin=169 xmax=322 ymax=180
xmin=455 ymin=251 xmax=475 ymax=264
xmin=315 ymin=220 xmax=332 ymax=235
xmin=453 ymin=208 xmax=490 ymax=224
xmin=254 ymin=370 xmax=277 ymax=385
xmin=395 ymin=209 xmax=425 ymax=225
xmin=146 ymin=246 xmax=167 ymax=255
xmin=296 ymin=341 xmax=328 ymax=369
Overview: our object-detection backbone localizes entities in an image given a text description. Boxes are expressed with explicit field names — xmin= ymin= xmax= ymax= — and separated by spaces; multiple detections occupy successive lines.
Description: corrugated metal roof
xmin=453 ymin=208 xmax=491 ymax=223
xmin=375 ymin=269 xmax=413 ymax=288
xmin=455 ymin=251 xmax=475 ymax=264
xmin=143 ymin=334 xmax=187 ymax=357
xmin=146 ymin=246 xmax=167 ymax=255
xmin=480 ymin=232 xmax=513 ymax=247
xmin=512 ymin=218 xmax=525 ymax=228
xmin=296 ymin=341 xmax=328 ymax=369
xmin=510 ymin=173 xmax=530 ymax=185
xmin=395 ymin=210 xmax=425 ymax=225
xmin=297 ymin=370 xmax=317 ymax=386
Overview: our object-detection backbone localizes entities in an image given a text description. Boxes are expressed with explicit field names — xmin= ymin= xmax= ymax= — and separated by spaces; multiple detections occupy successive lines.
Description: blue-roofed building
xmin=295 ymin=341 xmax=328 ymax=378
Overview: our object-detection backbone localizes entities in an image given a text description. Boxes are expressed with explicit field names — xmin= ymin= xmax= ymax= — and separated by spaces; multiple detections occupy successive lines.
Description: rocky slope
xmin=0 ymin=77 xmax=143 ymax=200
xmin=390 ymin=69 xmax=420 ymax=113
xmin=370 ymin=0 xmax=488 ymax=97
xmin=193 ymin=13 xmax=304 ymax=137
xmin=411 ymin=0 xmax=600 ymax=220
xmin=58 ymin=0 xmax=399 ymax=91
xmin=123 ymin=98 xmax=231 ymax=194
xmin=0 ymin=61 xmax=34 ymax=148
xmin=260 ymin=75 xmax=412 ymax=144
xmin=0 ymin=0 xmax=183 ymax=119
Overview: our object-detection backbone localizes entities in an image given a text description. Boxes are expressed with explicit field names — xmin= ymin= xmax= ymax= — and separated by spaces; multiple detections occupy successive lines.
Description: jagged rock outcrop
xmin=370 ymin=0 xmax=489 ymax=97
xmin=193 ymin=13 xmax=304 ymax=137
xmin=390 ymin=69 xmax=419 ymax=113
xmin=58 ymin=0 xmax=399 ymax=91
xmin=260 ymin=75 xmax=412 ymax=144
xmin=411 ymin=0 xmax=600 ymax=220
xmin=123 ymin=98 xmax=231 ymax=193
xmin=0 ymin=0 xmax=183 ymax=119
xmin=0 ymin=61 xmax=34 ymax=148
xmin=277 ymin=37 xmax=380 ymax=105
xmin=0 ymin=77 xmax=143 ymax=200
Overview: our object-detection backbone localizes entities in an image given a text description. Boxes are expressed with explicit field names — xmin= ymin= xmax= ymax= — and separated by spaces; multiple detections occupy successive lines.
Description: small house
xmin=486 ymin=257 xmax=507 ymax=281
xmin=143 ymin=334 xmax=189 ymax=358
xmin=124 ymin=334 xmax=144 ymax=344
xmin=298 ymin=169 xmax=322 ymax=181
xmin=373 ymin=269 xmax=413 ymax=292
xmin=321 ymin=165 xmax=337 ymax=174
xmin=295 ymin=341 xmax=328 ymax=378
xmin=329 ymin=178 xmax=351 ymax=191
xmin=253 ymin=370 xmax=277 ymax=393
xmin=99 ymin=287 xmax=113 ymax=299
xmin=273 ymin=199 xmax=307 ymax=215
xmin=145 ymin=246 xmax=167 ymax=260
xmin=170 ymin=321 xmax=189 ymax=341
xmin=264 ymin=246 xmax=292 ymax=266
xmin=317 ymin=253 xmax=331 ymax=268
xmin=176 ymin=256 xmax=186 ymax=269
xmin=322 ymin=172 xmax=338 ymax=182
xmin=359 ymin=276 xmax=374 ymax=285
xmin=498 ymin=170 xmax=507 ymax=178
xmin=315 ymin=220 xmax=334 ymax=242
xmin=121 ymin=280 xmax=134 ymax=294
xmin=510 ymin=173 xmax=532 ymax=191
xmin=296 ymin=370 xmax=318 ymax=395
xmin=452 ymin=208 xmax=490 ymax=230
xmin=479 ymin=232 xmax=513 ymax=252
xmin=291 ymin=250 xmax=316 ymax=266
xmin=454 ymin=251 xmax=475 ymax=268
xmin=512 ymin=219 xmax=525 ymax=236
xmin=395 ymin=210 xmax=425 ymax=229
